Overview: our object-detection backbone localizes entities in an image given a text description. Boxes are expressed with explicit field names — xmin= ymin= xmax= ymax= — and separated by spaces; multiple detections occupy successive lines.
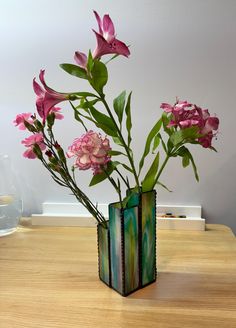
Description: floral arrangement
xmin=14 ymin=11 xmax=219 ymax=228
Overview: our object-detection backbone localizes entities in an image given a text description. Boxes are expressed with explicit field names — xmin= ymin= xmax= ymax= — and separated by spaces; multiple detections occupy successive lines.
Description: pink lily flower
xmin=13 ymin=113 xmax=34 ymax=130
xmin=21 ymin=133 xmax=46 ymax=159
xmin=33 ymin=70 xmax=68 ymax=123
xmin=50 ymin=107 xmax=64 ymax=120
xmin=92 ymin=11 xmax=130 ymax=59
xmin=74 ymin=51 xmax=88 ymax=70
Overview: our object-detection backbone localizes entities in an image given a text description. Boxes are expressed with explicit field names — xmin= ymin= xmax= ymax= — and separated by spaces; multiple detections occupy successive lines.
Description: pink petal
xmin=39 ymin=69 xmax=47 ymax=89
xmin=93 ymin=11 xmax=103 ymax=35
xmin=207 ymin=117 xmax=219 ymax=130
xmin=74 ymin=51 xmax=87 ymax=69
xmin=23 ymin=149 xmax=37 ymax=159
xmin=179 ymin=120 xmax=193 ymax=128
xmin=33 ymin=78 xmax=44 ymax=96
xmin=79 ymin=154 xmax=90 ymax=165
xmin=90 ymin=155 xmax=105 ymax=164
xmin=93 ymin=31 xmax=130 ymax=58
xmin=160 ymin=103 xmax=173 ymax=112
xmin=202 ymin=109 xmax=210 ymax=119
xmin=202 ymin=117 xmax=219 ymax=134
xmin=102 ymin=14 xmax=115 ymax=42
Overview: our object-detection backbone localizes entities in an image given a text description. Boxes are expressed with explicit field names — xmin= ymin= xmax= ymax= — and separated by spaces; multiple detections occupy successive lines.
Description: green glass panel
xmin=98 ymin=223 xmax=109 ymax=285
xmin=141 ymin=191 xmax=156 ymax=285
xmin=124 ymin=206 xmax=139 ymax=295
xmin=109 ymin=204 xmax=123 ymax=294
xmin=126 ymin=190 xmax=140 ymax=208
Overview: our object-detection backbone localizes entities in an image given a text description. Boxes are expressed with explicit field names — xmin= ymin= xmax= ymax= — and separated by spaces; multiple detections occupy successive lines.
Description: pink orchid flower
xmin=13 ymin=113 xmax=34 ymax=130
xmin=33 ymin=70 xmax=68 ymax=123
xmin=92 ymin=11 xmax=130 ymax=59
xmin=21 ymin=133 xmax=46 ymax=159
xmin=74 ymin=51 xmax=88 ymax=70
xmin=161 ymin=100 xmax=219 ymax=148
xmin=67 ymin=130 xmax=111 ymax=174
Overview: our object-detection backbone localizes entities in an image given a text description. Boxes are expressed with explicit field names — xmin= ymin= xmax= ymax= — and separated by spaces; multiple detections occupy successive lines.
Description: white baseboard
xmin=31 ymin=202 xmax=205 ymax=231
xmin=157 ymin=217 xmax=205 ymax=231
xmin=31 ymin=214 xmax=96 ymax=227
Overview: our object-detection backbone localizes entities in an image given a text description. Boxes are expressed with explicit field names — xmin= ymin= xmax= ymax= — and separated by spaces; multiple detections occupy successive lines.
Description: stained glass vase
xmin=97 ymin=190 xmax=156 ymax=296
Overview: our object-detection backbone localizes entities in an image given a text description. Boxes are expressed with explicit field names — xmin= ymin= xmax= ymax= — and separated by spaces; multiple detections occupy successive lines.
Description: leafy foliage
xmin=125 ymin=92 xmax=132 ymax=147
xmin=89 ymin=161 xmax=119 ymax=186
xmin=60 ymin=64 xmax=88 ymax=80
xmin=113 ymin=91 xmax=126 ymax=125
xmin=177 ymin=146 xmax=199 ymax=181
xmin=89 ymin=60 xmax=108 ymax=93
xmin=139 ymin=118 xmax=162 ymax=175
xmin=142 ymin=152 xmax=160 ymax=192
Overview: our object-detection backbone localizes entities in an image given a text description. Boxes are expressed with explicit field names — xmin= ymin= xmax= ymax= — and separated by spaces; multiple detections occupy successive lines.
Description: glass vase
xmin=98 ymin=190 xmax=156 ymax=296
xmin=0 ymin=154 xmax=22 ymax=237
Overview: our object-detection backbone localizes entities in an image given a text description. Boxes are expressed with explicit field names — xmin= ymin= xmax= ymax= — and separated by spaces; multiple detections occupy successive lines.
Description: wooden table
xmin=0 ymin=224 xmax=236 ymax=328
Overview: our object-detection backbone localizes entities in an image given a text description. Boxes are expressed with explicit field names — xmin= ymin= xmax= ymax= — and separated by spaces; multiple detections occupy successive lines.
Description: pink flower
xmin=161 ymin=100 xmax=219 ymax=148
xmin=74 ymin=51 xmax=88 ymax=70
xmin=92 ymin=11 xmax=130 ymax=59
xmin=67 ymin=130 xmax=111 ymax=174
xmin=21 ymin=133 xmax=46 ymax=159
xmin=198 ymin=116 xmax=219 ymax=148
xmin=33 ymin=70 xmax=68 ymax=123
xmin=50 ymin=107 xmax=64 ymax=120
xmin=13 ymin=113 xmax=34 ymax=130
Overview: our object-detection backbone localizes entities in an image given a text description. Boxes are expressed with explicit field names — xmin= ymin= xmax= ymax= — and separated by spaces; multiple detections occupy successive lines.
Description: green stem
xmin=115 ymin=167 xmax=130 ymax=191
xmin=153 ymin=154 xmax=170 ymax=189
xmin=99 ymin=94 xmax=140 ymax=190
xmin=41 ymin=130 xmax=107 ymax=228
xmin=103 ymin=168 xmax=123 ymax=208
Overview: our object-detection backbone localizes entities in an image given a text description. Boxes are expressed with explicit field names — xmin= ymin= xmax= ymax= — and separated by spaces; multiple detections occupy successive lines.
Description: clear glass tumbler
xmin=0 ymin=154 xmax=22 ymax=237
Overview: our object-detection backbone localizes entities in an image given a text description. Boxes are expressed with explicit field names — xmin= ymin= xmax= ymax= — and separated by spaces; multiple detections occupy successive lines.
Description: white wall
xmin=0 ymin=0 xmax=235 ymax=232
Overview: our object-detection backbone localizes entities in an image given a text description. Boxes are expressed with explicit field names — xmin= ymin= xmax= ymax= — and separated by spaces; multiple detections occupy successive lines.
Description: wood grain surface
xmin=0 ymin=224 xmax=235 ymax=328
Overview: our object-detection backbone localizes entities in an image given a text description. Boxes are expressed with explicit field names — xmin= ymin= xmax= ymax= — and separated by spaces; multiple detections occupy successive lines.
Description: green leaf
xmin=112 ymin=136 xmax=124 ymax=147
xmin=89 ymin=161 xmax=119 ymax=186
xmin=108 ymin=150 xmax=126 ymax=157
xmin=113 ymin=90 xmax=126 ymax=125
xmin=125 ymin=92 xmax=132 ymax=147
xmin=187 ymin=150 xmax=199 ymax=181
xmin=158 ymin=133 xmax=168 ymax=154
xmin=89 ymin=106 xmax=117 ymax=137
xmin=60 ymin=63 xmax=88 ymax=80
xmin=122 ymin=188 xmax=138 ymax=208
xmin=167 ymin=138 xmax=174 ymax=153
xmin=139 ymin=118 xmax=162 ymax=175
xmin=142 ymin=152 xmax=160 ymax=192
xmin=72 ymin=92 xmax=97 ymax=98
xmin=152 ymin=134 xmax=160 ymax=153
xmin=177 ymin=146 xmax=199 ymax=181
xmin=121 ymin=163 xmax=133 ymax=173
xmin=79 ymin=99 xmax=100 ymax=109
xmin=87 ymin=50 xmax=94 ymax=73
xmin=182 ymin=153 xmax=190 ymax=168
xmin=156 ymin=181 xmax=172 ymax=192
xmin=162 ymin=112 xmax=173 ymax=136
xmin=170 ymin=126 xmax=200 ymax=147
xmin=90 ymin=60 xmax=108 ymax=93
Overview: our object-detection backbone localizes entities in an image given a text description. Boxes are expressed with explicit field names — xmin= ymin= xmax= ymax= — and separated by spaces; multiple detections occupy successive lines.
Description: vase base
xmin=99 ymin=276 xmax=157 ymax=297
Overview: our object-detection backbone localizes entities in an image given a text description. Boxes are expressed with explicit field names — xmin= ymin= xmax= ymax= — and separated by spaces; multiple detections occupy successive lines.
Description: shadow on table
xmin=128 ymin=271 xmax=236 ymax=306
